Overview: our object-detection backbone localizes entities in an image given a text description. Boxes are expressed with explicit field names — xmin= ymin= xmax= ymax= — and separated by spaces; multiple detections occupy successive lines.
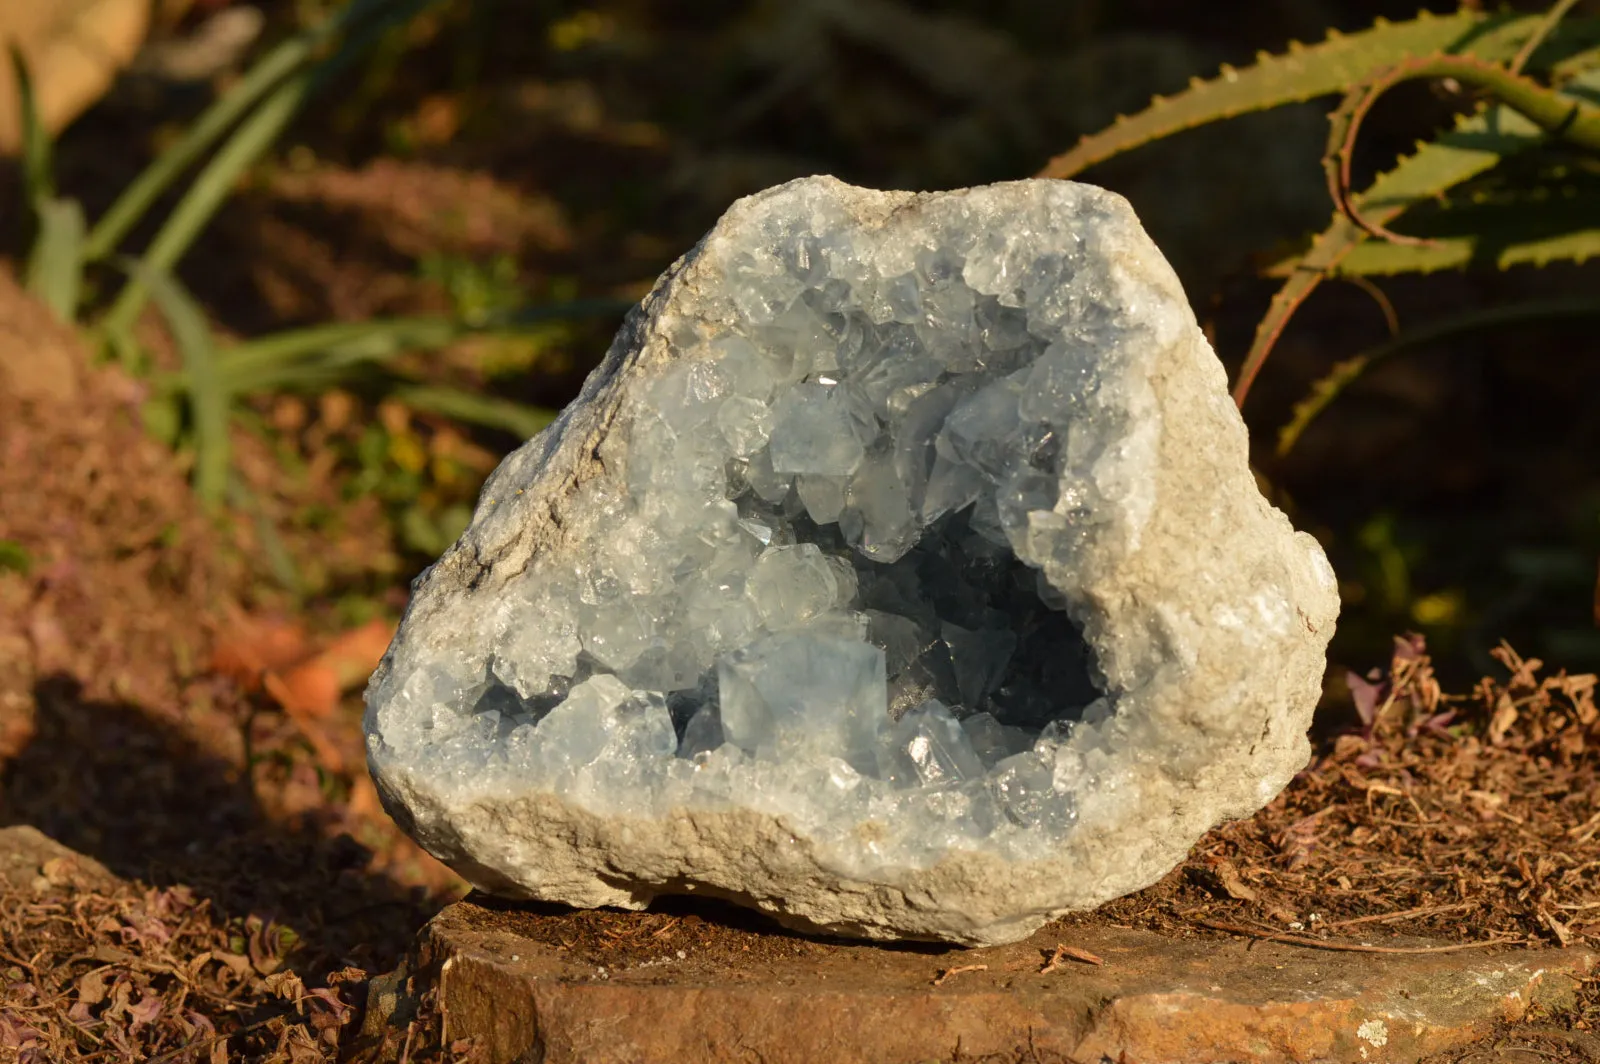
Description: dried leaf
xmin=305 ymin=987 xmax=354 ymax=1046
xmin=1347 ymin=670 xmax=1385 ymax=729
xmin=248 ymin=918 xmax=297 ymax=976
xmin=306 ymin=617 xmax=396 ymax=691
xmin=263 ymin=970 xmax=305 ymax=1002
xmin=213 ymin=951 xmax=252 ymax=977
xmin=75 ymin=968 xmax=108 ymax=1007
xmin=1210 ymin=858 xmax=1259 ymax=903
xmin=262 ymin=667 xmax=339 ymax=721
xmin=39 ymin=856 xmax=77 ymax=884
xmin=210 ymin=611 xmax=311 ymax=691
xmin=127 ymin=992 xmax=163 ymax=1028
xmin=1542 ymin=908 xmax=1575 ymax=947
xmin=1489 ymin=692 xmax=1519 ymax=745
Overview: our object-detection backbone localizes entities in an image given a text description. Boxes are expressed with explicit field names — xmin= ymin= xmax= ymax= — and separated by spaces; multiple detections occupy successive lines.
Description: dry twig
xmin=931 ymin=963 xmax=988 ymax=986
xmin=1198 ymin=919 xmax=1520 ymax=954
xmin=1323 ymin=902 xmax=1473 ymax=929
xmin=1040 ymin=944 xmax=1105 ymax=972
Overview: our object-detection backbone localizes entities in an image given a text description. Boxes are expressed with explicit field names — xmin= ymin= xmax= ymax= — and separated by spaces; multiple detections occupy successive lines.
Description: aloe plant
xmin=1039 ymin=1 xmax=1600 ymax=437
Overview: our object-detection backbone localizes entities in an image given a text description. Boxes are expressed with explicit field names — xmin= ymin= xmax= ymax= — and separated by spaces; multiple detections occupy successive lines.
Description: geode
xmin=364 ymin=176 xmax=1339 ymax=946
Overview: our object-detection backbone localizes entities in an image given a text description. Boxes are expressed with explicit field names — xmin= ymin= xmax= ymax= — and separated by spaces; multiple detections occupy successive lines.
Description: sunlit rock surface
xmin=364 ymin=176 xmax=1339 ymax=946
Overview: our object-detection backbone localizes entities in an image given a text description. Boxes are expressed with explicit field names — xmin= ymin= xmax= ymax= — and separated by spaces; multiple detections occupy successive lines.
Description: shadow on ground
xmin=1 ymin=675 xmax=433 ymax=974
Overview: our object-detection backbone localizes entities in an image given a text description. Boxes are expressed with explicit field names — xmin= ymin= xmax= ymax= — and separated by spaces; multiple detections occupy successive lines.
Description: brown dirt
xmin=0 ymin=270 xmax=458 ymax=1062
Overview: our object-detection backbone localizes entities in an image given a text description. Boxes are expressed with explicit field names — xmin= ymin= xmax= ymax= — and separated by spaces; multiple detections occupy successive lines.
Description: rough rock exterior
xmin=364 ymin=176 xmax=1338 ymax=945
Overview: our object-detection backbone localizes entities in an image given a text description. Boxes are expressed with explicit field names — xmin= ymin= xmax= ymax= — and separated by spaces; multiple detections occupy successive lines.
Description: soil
xmin=0 ymin=271 xmax=447 ymax=1062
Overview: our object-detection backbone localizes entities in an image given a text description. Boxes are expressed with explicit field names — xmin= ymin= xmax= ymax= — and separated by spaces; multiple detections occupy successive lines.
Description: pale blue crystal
xmin=718 ymin=633 xmax=887 ymax=770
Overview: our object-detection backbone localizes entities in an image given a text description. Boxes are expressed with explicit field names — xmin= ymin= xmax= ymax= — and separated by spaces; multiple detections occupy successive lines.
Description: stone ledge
xmin=369 ymin=893 xmax=1597 ymax=1064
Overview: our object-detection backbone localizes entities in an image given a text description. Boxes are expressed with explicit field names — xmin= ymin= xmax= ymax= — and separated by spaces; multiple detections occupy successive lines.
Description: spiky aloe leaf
xmin=1551 ymin=42 xmax=1600 ymax=78
xmin=1234 ymin=100 xmax=1550 ymax=404
xmin=1037 ymin=9 xmax=1598 ymax=180
xmin=1323 ymin=54 xmax=1600 ymax=245
xmin=1509 ymin=0 xmax=1585 ymax=74
xmin=1327 ymin=186 xmax=1600 ymax=273
xmin=1276 ymin=296 xmax=1600 ymax=455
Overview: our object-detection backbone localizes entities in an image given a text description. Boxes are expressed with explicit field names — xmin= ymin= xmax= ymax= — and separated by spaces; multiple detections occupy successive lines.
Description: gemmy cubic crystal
xmin=364 ymin=176 xmax=1339 ymax=946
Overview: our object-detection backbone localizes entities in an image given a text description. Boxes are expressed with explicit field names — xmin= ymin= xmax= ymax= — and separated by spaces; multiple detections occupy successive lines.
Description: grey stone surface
xmin=364 ymin=176 xmax=1339 ymax=946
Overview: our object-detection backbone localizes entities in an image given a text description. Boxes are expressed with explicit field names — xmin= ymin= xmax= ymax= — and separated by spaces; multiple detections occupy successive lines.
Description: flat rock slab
xmin=384 ymin=894 xmax=1596 ymax=1064
xmin=0 ymin=824 xmax=116 ymax=891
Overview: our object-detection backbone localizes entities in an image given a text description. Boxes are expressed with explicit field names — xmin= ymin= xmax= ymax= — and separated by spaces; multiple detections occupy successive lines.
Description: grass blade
xmin=128 ymin=262 xmax=231 ymax=506
xmin=217 ymin=318 xmax=469 ymax=392
xmin=8 ymin=45 xmax=52 ymax=204
xmin=390 ymin=385 xmax=557 ymax=439
xmin=228 ymin=480 xmax=302 ymax=598
xmin=25 ymin=197 xmax=86 ymax=321
xmin=100 ymin=78 xmax=310 ymax=341
xmin=10 ymin=45 xmax=86 ymax=321
xmin=84 ymin=0 xmax=413 ymax=262
xmin=99 ymin=0 xmax=437 ymax=340
xmin=207 ymin=299 xmax=631 ymax=394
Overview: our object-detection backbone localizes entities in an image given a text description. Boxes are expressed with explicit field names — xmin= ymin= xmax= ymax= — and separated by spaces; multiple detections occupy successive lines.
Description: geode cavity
xmin=364 ymin=176 xmax=1339 ymax=946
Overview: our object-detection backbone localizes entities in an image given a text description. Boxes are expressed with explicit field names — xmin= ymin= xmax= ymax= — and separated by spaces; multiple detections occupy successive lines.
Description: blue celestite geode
xmin=363 ymin=176 xmax=1339 ymax=945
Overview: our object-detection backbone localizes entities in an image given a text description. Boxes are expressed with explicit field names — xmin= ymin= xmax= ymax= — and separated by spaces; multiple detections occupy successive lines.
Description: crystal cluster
xmin=365 ymin=177 xmax=1339 ymax=945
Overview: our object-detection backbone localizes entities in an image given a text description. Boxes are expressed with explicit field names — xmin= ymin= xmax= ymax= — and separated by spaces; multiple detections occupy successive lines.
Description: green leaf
xmin=83 ymin=0 xmax=411 ymax=262
xmin=390 ymin=385 xmax=557 ymax=439
xmin=1508 ymin=0 xmax=1585 ymax=75
xmin=9 ymin=46 xmax=86 ymax=322
xmin=191 ymin=299 xmax=630 ymax=395
xmin=24 ymin=197 xmax=85 ymax=321
xmin=128 ymin=263 xmax=231 ymax=507
xmin=99 ymin=0 xmax=438 ymax=338
xmin=1324 ymin=56 xmax=1600 ymax=225
xmin=1038 ymin=9 xmax=1592 ymax=179
xmin=1327 ymin=187 xmax=1600 ymax=274
xmin=0 ymin=540 xmax=32 ymax=575
xmin=1276 ymin=296 xmax=1600 ymax=455
xmin=7 ymin=45 xmax=52 ymax=205
xmin=1235 ymin=99 xmax=1549 ymax=404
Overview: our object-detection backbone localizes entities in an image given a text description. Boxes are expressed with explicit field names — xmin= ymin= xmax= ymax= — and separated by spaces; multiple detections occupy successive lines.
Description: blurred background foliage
xmin=2 ymin=0 xmax=1597 ymax=683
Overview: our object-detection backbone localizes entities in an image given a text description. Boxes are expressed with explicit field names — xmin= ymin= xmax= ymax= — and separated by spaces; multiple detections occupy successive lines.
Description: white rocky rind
xmin=365 ymin=176 xmax=1339 ymax=946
